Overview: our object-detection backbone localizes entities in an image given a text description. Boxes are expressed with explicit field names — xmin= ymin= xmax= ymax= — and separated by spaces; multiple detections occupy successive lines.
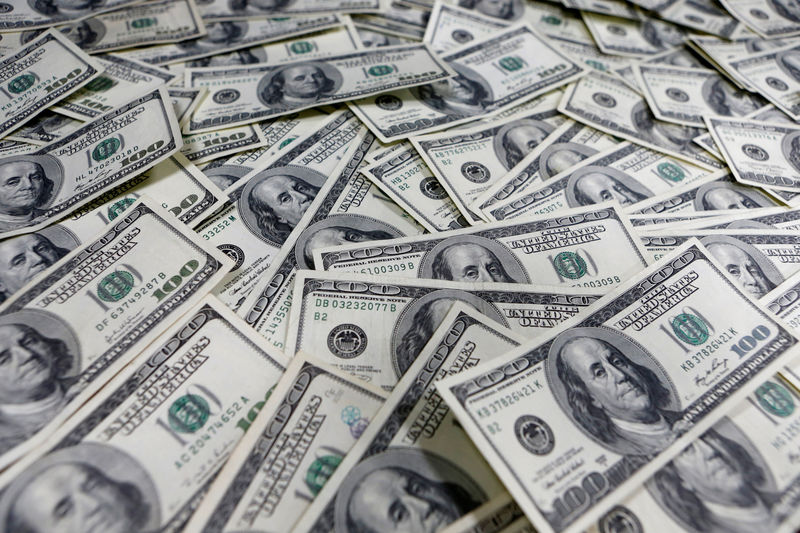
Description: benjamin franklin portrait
xmin=0 ymin=232 xmax=73 ymax=303
xmin=494 ymin=119 xmax=555 ymax=170
xmin=769 ymin=0 xmax=800 ymax=23
xmin=295 ymin=215 xmax=403 ymax=269
xmin=693 ymin=181 xmax=776 ymax=211
xmin=0 ymin=443 xmax=160 ymax=533
xmin=58 ymin=19 xmax=105 ymax=49
xmin=28 ymin=0 xmax=105 ymax=16
xmin=0 ymin=155 xmax=63 ymax=232
xmin=640 ymin=19 xmax=686 ymax=49
xmin=0 ymin=311 xmax=80 ymax=454
xmin=648 ymin=422 xmax=781 ymax=533
xmin=228 ymin=0 xmax=294 ymax=12
xmin=539 ymin=143 xmax=598 ymax=179
xmin=777 ymin=49 xmax=800 ymax=83
xmin=700 ymin=235 xmax=784 ymax=299
xmin=457 ymin=0 xmax=524 ymax=20
xmin=701 ymin=77 xmax=762 ymax=117
xmin=420 ymin=236 xmax=529 ymax=284
xmin=238 ymin=166 xmax=326 ymax=245
xmin=565 ymin=167 xmax=654 ymax=208
xmin=547 ymin=327 xmax=680 ymax=455
xmin=413 ymin=67 xmax=493 ymax=119
xmin=257 ymin=62 xmax=342 ymax=109
xmin=334 ymin=448 xmax=486 ymax=533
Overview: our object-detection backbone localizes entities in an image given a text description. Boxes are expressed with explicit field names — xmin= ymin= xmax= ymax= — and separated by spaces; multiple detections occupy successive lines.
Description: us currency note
xmin=442 ymin=494 xmax=524 ymax=533
xmin=0 ymin=88 xmax=182 ymax=238
xmin=185 ymin=43 xmax=452 ymax=133
xmin=472 ymin=120 xmax=620 ymax=213
xmin=423 ymin=2 xmax=509 ymax=53
xmin=436 ymin=240 xmax=800 ymax=533
xmin=693 ymin=104 xmax=794 ymax=159
xmin=640 ymin=230 xmax=800 ymax=297
xmin=655 ymin=205 xmax=800 ymax=231
xmin=115 ymin=15 xmax=343 ymax=65
xmin=558 ymin=72 xmax=723 ymax=170
xmin=409 ymin=95 xmax=567 ymax=224
xmin=351 ymin=24 xmax=586 ymax=142
xmin=195 ymin=111 xmax=372 ymax=310
xmin=184 ymin=351 xmax=387 ymax=533
xmin=635 ymin=65 xmax=764 ymax=126
xmin=0 ymin=30 xmax=101 ymax=142
xmin=581 ymin=11 xmax=687 ymax=56
xmin=352 ymin=24 xmax=417 ymax=47
xmin=482 ymin=143 xmax=711 ymax=222
xmin=4 ymin=111 xmax=82 ymax=146
xmin=47 ymin=0 xmax=207 ymax=54
xmin=687 ymin=36 xmax=790 ymax=90
xmin=52 ymin=55 xmax=176 ymax=121
xmin=181 ymin=124 xmax=268 ymax=164
xmin=361 ymin=142 xmax=469 ymax=232
xmin=291 ymin=303 xmax=528 ymax=532
xmin=197 ymin=0 xmax=381 ymax=21
xmin=614 ymin=46 xmax=707 ymax=91
xmin=705 ymin=117 xmax=800 ymax=192
xmin=234 ymin=133 xmax=424 ymax=348
xmin=287 ymin=270 xmax=600 ymax=389
xmin=726 ymin=42 xmax=800 ymax=121
xmin=314 ymin=204 xmax=650 ymax=292
xmin=648 ymin=0 xmax=744 ymax=38
xmin=765 ymin=270 xmax=800 ymax=329
xmin=0 ymin=153 xmax=225 ymax=306
xmin=718 ymin=0 xmax=800 ymax=38
xmin=0 ymin=295 xmax=288 ymax=532
xmin=630 ymin=172 xmax=783 ymax=214
xmin=588 ymin=378 xmax=800 ymax=533
xmin=0 ymin=197 xmax=231 ymax=470
xmin=550 ymin=35 xmax=636 ymax=81
xmin=201 ymin=109 xmax=330 ymax=192
xmin=0 ymin=0 xmax=143 ymax=31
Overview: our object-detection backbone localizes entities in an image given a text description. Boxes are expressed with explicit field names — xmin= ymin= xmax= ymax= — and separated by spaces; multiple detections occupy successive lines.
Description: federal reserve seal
xmin=597 ymin=506 xmax=643 ymax=533
xmin=515 ymin=415 xmax=555 ymax=455
xmin=592 ymin=92 xmax=617 ymax=108
xmin=766 ymin=77 xmax=789 ymax=91
xmin=742 ymin=143 xmax=769 ymax=161
xmin=217 ymin=243 xmax=245 ymax=271
xmin=420 ymin=176 xmax=448 ymax=199
xmin=213 ymin=88 xmax=241 ymax=104
xmin=665 ymin=87 xmax=689 ymax=102
xmin=328 ymin=324 xmax=368 ymax=358
xmin=375 ymin=94 xmax=402 ymax=110
xmin=461 ymin=161 xmax=490 ymax=183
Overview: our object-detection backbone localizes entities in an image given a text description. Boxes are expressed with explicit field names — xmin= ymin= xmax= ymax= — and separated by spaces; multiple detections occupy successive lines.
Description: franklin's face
xmin=547 ymin=150 xmax=584 ymax=176
xmin=439 ymin=244 xmax=506 ymax=282
xmin=252 ymin=174 xmax=316 ymax=227
xmin=304 ymin=226 xmax=380 ymax=260
xmin=11 ymin=463 xmax=136 ymax=533
xmin=671 ymin=435 xmax=748 ymax=505
xmin=207 ymin=173 xmax=238 ymax=191
xmin=704 ymin=187 xmax=758 ymax=210
xmin=505 ymin=125 xmax=549 ymax=156
xmin=561 ymin=337 xmax=653 ymax=421
xmin=707 ymin=242 xmax=771 ymax=298
xmin=431 ymin=76 xmax=479 ymax=105
xmin=656 ymin=122 xmax=696 ymax=143
xmin=0 ymin=235 xmax=62 ymax=295
xmin=60 ymin=21 xmax=94 ymax=45
xmin=0 ymin=324 xmax=57 ymax=403
xmin=348 ymin=468 xmax=461 ymax=533
xmin=206 ymin=22 xmax=237 ymax=43
xmin=359 ymin=30 xmax=391 ymax=47
xmin=0 ymin=161 xmax=45 ymax=214
xmin=281 ymin=65 xmax=326 ymax=99
xmin=576 ymin=173 xmax=642 ymax=205
xmin=476 ymin=0 xmax=514 ymax=18
xmin=776 ymin=0 xmax=800 ymax=21
xmin=652 ymin=22 xmax=684 ymax=46
xmin=52 ymin=0 xmax=95 ymax=9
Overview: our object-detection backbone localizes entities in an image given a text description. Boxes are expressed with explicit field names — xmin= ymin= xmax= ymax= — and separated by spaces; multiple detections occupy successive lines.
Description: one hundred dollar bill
xmin=287 ymin=270 xmax=600 ymax=389
xmin=691 ymin=103 xmax=795 ymax=159
xmin=0 ymin=295 xmax=288 ymax=532
xmin=115 ymin=15 xmax=343 ymax=65
xmin=423 ymin=1 xmax=509 ymax=53
xmin=181 ymin=123 xmax=268 ymax=164
xmin=291 ymin=303 xmax=528 ymax=532
xmin=0 ymin=197 xmax=231 ymax=470
xmin=0 ymin=0 xmax=143 ymax=31
xmin=640 ymin=230 xmax=800 ymax=297
xmin=4 ymin=111 xmax=82 ymax=146
xmin=687 ymin=36 xmax=791 ymax=91
xmin=630 ymin=172 xmax=783 ymax=214
xmin=233 ymin=137 xmax=425 ymax=348
xmin=588 ymin=377 xmax=800 ymax=533
xmin=647 ymin=0 xmax=744 ymax=38
xmin=726 ymin=42 xmax=800 ymax=121
xmin=0 ymin=30 xmax=101 ymax=140
xmin=706 ymin=116 xmax=800 ymax=192
xmin=185 ymin=43 xmax=452 ymax=132
xmin=351 ymin=24 xmax=586 ymax=142
xmin=0 ymin=153 xmax=225 ymax=305
xmin=581 ymin=11 xmax=687 ymax=56
xmin=314 ymin=204 xmax=650 ymax=292
xmin=558 ymin=72 xmax=723 ymax=170
xmin=0 ymin=88 xmax=182 ymax=239
xmin=718 ymin=0 xmax=800 ymax=38
xmin=472 ymin=120 xmax=619 ymax=213
xmin=52 ymin=55 xmax=176 ymax=121
xmin=635 ymin=64 xmax=764 ymax=126
xmin=482 ymin=143 xmax=711 ymax=222
xmin=196 ymin=0 xmax=381 ymax=21
xmin=410 ymin=94 xmax=567 ymax=223
xmin=43 ymin=0 xmax=206 ymax=54
xmin=184 ymin=351 xmax=387 ymax=533
xmin=361 ymin=142 xmax=469 ymax=232
xmin=661 ymin=205 xmax=800 ymax=231
xmin=436 ymin=240 xmax=800 ymax=533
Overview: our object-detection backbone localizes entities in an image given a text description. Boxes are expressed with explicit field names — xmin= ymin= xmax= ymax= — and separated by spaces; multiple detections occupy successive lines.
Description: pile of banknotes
xmin=4 ymin=0 xmax=800 ymax=532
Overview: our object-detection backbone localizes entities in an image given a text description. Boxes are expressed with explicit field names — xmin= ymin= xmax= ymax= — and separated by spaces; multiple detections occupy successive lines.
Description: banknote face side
xmin=437 ymin=241 xmax=800 ymax=533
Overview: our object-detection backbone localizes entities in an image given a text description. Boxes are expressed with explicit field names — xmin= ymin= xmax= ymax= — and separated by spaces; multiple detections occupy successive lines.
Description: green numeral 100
xmin=152 ymin=259 xmax=199 ymax=302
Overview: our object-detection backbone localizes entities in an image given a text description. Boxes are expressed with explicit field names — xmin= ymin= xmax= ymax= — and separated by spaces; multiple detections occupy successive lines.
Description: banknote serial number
xmin=359 ymin=262 xmax=415 ymax=275
xmin=313 ymin=298 xmax=397 ymax=313
xmin=572 ymin=276 xmax=620 ymax=288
